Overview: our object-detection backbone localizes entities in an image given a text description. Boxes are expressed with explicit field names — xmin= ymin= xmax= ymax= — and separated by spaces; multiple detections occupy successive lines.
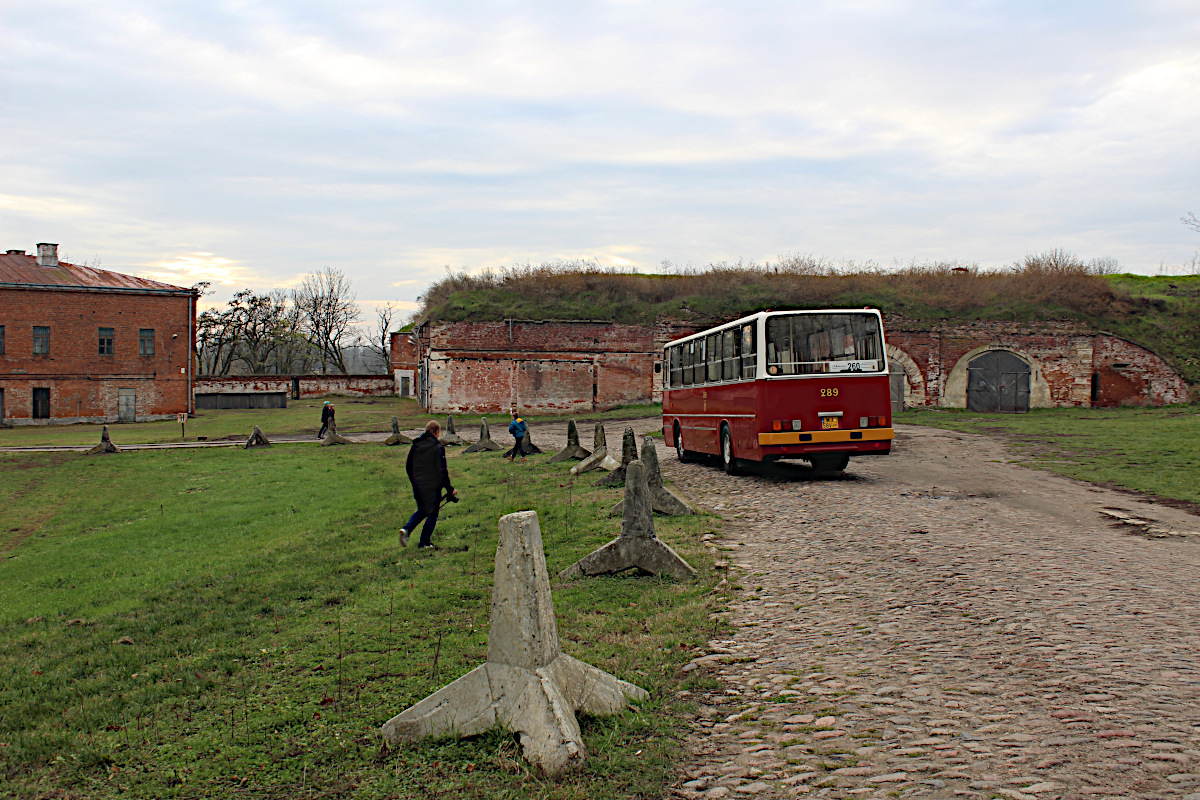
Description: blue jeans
xmin=403 ymin=506 xmax=440 ymax=547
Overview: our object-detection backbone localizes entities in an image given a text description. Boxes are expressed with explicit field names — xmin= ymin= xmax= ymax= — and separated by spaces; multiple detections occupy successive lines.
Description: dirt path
xmin=650 ymin=424 xmax=1200 ymax=800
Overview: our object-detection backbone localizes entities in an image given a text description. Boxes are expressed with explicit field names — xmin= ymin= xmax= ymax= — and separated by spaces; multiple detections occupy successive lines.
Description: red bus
xmin=662 ymin=309 xmax=894 ymax=473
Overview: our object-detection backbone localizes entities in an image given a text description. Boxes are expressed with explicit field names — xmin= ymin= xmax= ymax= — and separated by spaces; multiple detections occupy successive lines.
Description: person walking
xmin=318 ymin=401 xmax=335 ymax=439
xmin=506 ymin=410 xmax=528 ymax=462
xmin=400 ymin=420 xmax=457 ymax=549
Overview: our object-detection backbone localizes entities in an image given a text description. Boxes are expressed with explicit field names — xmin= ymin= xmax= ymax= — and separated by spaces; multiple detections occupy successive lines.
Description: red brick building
xmin=397 ymin=319 xmax=701 ymax=413
xmin=388 ymin=328 xmax=419 ymax=399
xmin=0 ymin=244 xmax=198 ymax=425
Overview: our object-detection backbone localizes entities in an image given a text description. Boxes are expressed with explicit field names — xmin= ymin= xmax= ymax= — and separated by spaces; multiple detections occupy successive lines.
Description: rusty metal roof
xmin=0 ymin=251 xmax=194 ymax=295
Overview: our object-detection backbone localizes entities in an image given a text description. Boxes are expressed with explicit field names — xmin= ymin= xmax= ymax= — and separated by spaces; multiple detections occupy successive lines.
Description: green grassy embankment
xmin=896 ymin=406 xmax=1200 ymax=507
xmin=0 ymin=441 xmax=720 ymax=799
xmin=418 ymin=263 xmax=1200 ymax=392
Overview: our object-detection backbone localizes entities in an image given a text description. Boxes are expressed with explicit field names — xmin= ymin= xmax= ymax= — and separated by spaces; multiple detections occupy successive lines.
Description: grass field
xmin=896 ymin=405 xmax=1200 ymax=506
xmin=0 ymin=399 xmax=664 ymax=449
xmin=0 ymin=437 xmax=720 ymax=799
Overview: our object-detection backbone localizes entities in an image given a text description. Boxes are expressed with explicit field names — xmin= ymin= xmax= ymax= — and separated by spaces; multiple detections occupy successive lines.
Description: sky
xmin=3 ymin=0 xmax=1199 ymax=319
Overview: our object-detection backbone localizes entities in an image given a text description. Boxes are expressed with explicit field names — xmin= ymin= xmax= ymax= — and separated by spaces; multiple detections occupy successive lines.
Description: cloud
xmin=2 ymin=0 xmax=1199 ymax=301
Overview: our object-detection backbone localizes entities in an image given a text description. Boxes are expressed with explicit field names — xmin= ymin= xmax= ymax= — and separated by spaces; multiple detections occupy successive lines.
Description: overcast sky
xmin=3 ymin=1 xmax=1198 ymax=317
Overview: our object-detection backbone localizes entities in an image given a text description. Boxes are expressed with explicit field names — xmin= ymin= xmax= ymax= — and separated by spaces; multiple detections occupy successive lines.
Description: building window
xmin=0 ymin=325 xmax=5 ymax=355
xmin=139 ymin=329 xmax=155 ymax=356
xmin=32 ymin=326 xmax=49 ymax=355
xmin=98 ymin=327 xmax=114 ymax=355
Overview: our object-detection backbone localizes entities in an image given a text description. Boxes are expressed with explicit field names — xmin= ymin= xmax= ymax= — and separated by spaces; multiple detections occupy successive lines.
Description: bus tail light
xmin=791 ymin=420 xmax=803 ymax=431
xmin=772 ymin=420 xmax=782 ymax=431
xmin=859 ymin=416 xmax=869 ymax=428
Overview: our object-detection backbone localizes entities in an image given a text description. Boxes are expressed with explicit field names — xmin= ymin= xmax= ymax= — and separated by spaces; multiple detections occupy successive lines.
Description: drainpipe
xmin=188 ymin=291 xmax=197 ymax=415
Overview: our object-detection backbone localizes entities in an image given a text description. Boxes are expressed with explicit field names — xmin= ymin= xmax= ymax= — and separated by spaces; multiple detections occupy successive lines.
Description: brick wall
xmin=1092 ymin=335 xmax=1190 ymax=406
xmin=399 ymin=315 xmax=1187 ymax=414
xmin=194 ymin=375 xmax=395 ymax=399
xmin=885 ymin=317 xmax=1189 ymax=408
xmin=0 ymin=287 xmax=193 ymax=424
xmin=411 ymin=319 xmax=701 ymax=413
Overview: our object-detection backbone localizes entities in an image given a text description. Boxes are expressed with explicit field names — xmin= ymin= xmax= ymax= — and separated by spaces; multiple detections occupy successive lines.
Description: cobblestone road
xmin=653 ymin=425 xmax=1200 ymax=800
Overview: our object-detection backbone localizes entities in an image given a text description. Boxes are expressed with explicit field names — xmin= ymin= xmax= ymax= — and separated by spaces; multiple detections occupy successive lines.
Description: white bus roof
xmin=665 ymin=308 xmax=883 ymax=348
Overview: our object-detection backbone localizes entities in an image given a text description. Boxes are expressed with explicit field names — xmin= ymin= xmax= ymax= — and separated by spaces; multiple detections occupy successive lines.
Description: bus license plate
xmin=821 ymin=417 xmax=840 ymax=430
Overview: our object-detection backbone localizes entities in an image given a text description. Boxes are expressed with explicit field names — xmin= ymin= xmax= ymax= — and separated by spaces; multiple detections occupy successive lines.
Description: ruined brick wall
xmin=884 ymin=317 xmax=1189 ymax=408
xmin=193 ymin=375 xmax=395 ymax=399
xmin=388 ymin=331 xmax=419 ymax=397
xmin=1092 ymin=335 xmax=1190 ymax=406
xmin=0 ymin=287 xmax=193 ymax=424
xmin=413 ymin=319 xmax=702 ymax=413
xmin=404 ymin=314 xmax=1189 ymax=413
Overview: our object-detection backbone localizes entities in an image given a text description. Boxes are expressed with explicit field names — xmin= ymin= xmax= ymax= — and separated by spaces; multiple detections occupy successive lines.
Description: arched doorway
xmin=967 ymin=350 xmax=1030 ymax=412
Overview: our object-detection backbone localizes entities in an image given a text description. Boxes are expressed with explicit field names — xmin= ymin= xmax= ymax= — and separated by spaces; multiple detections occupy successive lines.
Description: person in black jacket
xmin=400 ymin=420 xmax=457 ymax=549
xmin=318 ymin=401 xmax=335 ymax=439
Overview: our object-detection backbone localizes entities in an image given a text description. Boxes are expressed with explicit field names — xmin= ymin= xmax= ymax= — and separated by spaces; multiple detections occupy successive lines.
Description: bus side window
xmin=707 ymin=334 xmax=721 ymax=383
xmin=669 ymin=346 xmax=682 ymax=388
xmin=683 ymin=341 xmax=693 ymax=385
xmin=767 ymin=317 xmax=795 ymax=374
xmin=724 ymin=328 xmax=738 ymax=380
xmin=741 ymin=324 xmax=755 ymax=376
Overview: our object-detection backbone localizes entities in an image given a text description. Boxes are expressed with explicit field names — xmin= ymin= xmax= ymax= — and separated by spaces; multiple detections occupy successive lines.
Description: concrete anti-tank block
xmin=320 ymin=421 xmax=352 ymax=446
xmin=570 ymin=422 xmax=619 ymax=473
xmin=464 ymin=417 xmax=505 ymax=453
xmin=383 ymin=416 xmax=413 ymax=446
xmin=380 ymin=510 xmax=647 ymax=776
xmin=561 ymin=461 xmax=697 ymax=581
xmin=245 ymin=425 xmax=271 ymax=449
xmin=86 ymin=425 xmax=119 ymax=455
xmin=612 ymin=436 xmax=694 ymax=516
xmin=594 ymin=427 xmax=637 ymax=487
xmin=548 ymin=419 xmax=591 ymax=463
xmin=522 ymin=425 xmax=543 ymax=455
xmin=440 ymin=415 xmax=467 ymax=445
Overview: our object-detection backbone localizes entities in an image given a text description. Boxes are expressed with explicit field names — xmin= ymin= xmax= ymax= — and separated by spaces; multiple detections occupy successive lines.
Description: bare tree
xmin=365 ymin=301 xmax=399 ymax=374
xmin=231 ymin=290 xmax=289 ymax=374
xmin=1182 ymin=212 xmax=1200 ymax=233
xmin=293 ymin=266 xmax=361 ymax=374
xmin=197 ymin=305 xmax=241 ymax=376
xmin=268 ymin=289 xmax=317 ymax=374
xmin=1087 ymin=256 xmax=1121 ymax=275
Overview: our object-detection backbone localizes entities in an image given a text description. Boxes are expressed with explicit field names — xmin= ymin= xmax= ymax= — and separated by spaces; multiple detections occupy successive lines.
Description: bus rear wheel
xmin=674 ymin=424 xmax=694 ymax=463
xmin=720 ymin=426 xmax=741 ymax=475
xmin=809 ymin=454 xmax=850 ymax=473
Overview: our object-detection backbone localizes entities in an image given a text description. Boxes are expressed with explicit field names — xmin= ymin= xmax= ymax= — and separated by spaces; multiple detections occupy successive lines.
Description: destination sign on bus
xmin=827 ymin=359 xmax=878 ymax=373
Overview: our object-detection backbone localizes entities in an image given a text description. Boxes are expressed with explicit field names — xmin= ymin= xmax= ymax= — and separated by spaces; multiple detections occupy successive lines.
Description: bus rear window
xmin=766 ymin=313 xmax=882 ymax=375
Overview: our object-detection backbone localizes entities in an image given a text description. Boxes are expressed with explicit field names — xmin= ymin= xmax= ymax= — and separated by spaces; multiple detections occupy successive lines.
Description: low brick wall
xmin=193 ymin=375 xmax=395 ymax=400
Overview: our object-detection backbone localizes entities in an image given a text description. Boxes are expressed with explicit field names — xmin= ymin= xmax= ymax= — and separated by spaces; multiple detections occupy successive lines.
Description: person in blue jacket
xmin=506 ymin=411 xmax=528 ymax=462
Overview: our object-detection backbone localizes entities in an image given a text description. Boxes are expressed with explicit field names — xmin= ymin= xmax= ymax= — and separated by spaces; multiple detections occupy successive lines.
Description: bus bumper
xmin=757 ymin=427 xmax=894 ymax=456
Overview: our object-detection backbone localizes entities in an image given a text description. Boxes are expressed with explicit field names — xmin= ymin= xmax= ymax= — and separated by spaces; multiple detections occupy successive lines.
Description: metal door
xmin=118 ymin=388 xmax=136 ymax=422
xmin=967 ymin=351 xmax=1030 ymax=412
xmin=889 ymin=366 xmax=906 ymax=414
xmin=33 ymin=388 xmax=50 ymax=419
